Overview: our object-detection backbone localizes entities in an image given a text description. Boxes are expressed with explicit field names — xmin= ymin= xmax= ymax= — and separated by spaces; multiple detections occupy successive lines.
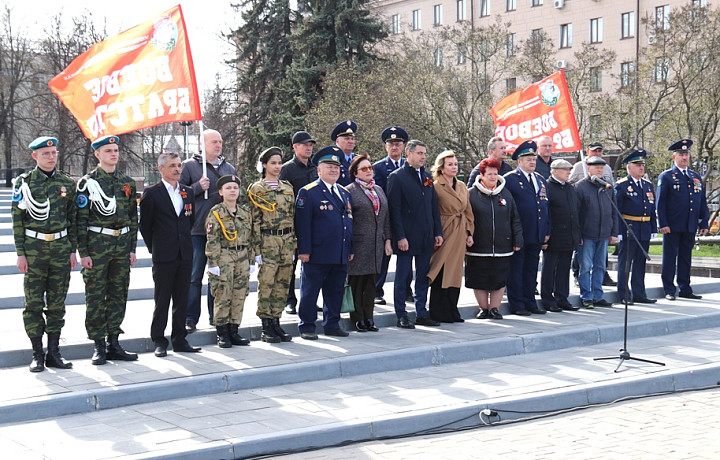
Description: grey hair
xmin=487 ymin=136 xmax=504 ymax=151
xmin=406 ymin=139 xmax=427 ymax=154
xmin=157 ymin=151 xmax=180 ymax=167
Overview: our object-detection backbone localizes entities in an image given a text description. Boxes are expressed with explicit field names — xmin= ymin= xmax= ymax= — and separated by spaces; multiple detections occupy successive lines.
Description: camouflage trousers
xmin=22 ymin=237 xmax=73 ymax=338
xmin=256 ymin=235 xmax=295 ymax=319
xmin=210 ymin=247 xmax=249 ymax=326
xmin=82 ymin=233 xmax=131 ymax=340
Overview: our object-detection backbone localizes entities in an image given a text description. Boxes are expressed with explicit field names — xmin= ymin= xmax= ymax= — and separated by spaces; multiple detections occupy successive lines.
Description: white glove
xmin=249 ymin=264 xmax=257 ymax=274
xmin=651 ymin=233 xmax=658 ymax=240
xmin=255 ymin=255 xmax=263 ymax=265
xmin=617 ymin=234 xmax=623 ymax=242
xmin=208 ymin=266 xmax=220 ymax=276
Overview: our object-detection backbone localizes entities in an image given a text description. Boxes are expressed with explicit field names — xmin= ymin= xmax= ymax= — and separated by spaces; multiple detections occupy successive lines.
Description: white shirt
xmin=162 ymin=179 xmax=183 ymax=216
xmin=321 ymin=180 xmax=343 ymax=202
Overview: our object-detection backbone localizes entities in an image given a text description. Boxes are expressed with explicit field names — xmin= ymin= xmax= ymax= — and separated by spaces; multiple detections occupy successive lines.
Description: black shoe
xmin=489 ymin=308 xmax=503 ymax=320
xmin=316 ymin=305 xmax=323 ymax=312
xmin=45 ymin=333 xmax=72 ymax=369
xmin=582 ymin=300 xmax=594 ymax=309
xmin=185 ymin=321 xmax=197 ymax=334
xmin=528 ymin=307 xmax=547 ymax=314
xmin=405 ymin=295 xmax=414 ymax=303
xmin=365 ymin=319 xmax=379 ymax=332
xmin=300 ymin=331 xmax=318 ymax=340
xmin=397 ymin=317 xmax=415 ymax=329
xmin=324 ymin=328 xmax=349 ymax=337
xmin=216 ymin=325 xmax=232 ymax=348
xmin=560 ymin=304 xmax=580 ymax=311
xmin=229 ymin=324 xmax=251 ymax=346
xmin=29 ymin=337 xmax=45 ymax=373
xmin=679 ymin=292 xmax=702 ymax=299
xmin=593 ymin=299 xmax=613 ymax=307
xmin=665 ymin=294 xmax=676 ymax=301
xmin=477 ymin=309 xmax=490 ymax=319
xmin=514 ymin=309 xmax=531 ymax=316
xmin=374 ymin=297 xmax=386 ymax=305
xmin=633 ymin=297 xmax=657 ymax=304
xmin=260 ymin=318 xmax=281 ymax=343
xmin=544 ymin=305 xmax=563 ymax=313
xmin=415 ymin=316 xmax=441 ymax=326
xmin=174 ymin=342 xmax=201 ymax=353
xmin=285 ymin=303 xmax=297 ymax=315
xmin=573 ymin=276 xmax=579 ymax=287
xmin=91 ymin=339 xmax=107 ymax=365
xmin=602 ymin=273 xmax=618 ymax=287
xmin=106 ymin=334 xmax=138 ymax=361
xmin=355 ymin=321 xmax=368 ymax=332
xmin=271 ymin=318 xmax=292 ymax=342
xmin=154 ymin=345 xmax=168 ymax=357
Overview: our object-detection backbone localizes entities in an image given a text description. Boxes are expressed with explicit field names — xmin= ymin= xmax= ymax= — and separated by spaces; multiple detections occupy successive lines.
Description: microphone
xmin=590 ymin=175 xmax=612 ymax=189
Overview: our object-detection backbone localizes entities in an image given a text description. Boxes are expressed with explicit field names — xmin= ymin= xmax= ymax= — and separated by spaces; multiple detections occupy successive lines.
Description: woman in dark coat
xmin=466 ymin=158 xmax=523 ymax=320
xmin=346 ymin=154 xmax=392 ymax=332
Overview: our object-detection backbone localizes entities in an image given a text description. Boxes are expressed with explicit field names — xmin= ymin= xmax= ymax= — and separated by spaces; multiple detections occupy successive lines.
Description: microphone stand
xmin=592 ymin=180 xmax=665 ymax=372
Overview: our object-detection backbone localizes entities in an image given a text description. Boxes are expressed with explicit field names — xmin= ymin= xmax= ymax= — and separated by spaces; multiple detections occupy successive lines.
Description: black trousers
xmin=540 ymin=250 xmax=572 ymax=307
xmin=349 ymin=274 xmax=376 ymax=323
xmin=151 ymin=257 xmax=192 ymax=348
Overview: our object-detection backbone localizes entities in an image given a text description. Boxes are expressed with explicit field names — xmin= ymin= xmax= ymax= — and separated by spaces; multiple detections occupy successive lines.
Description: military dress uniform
xmin=615 ymin=150 xmax=657 ymax=303
xmin=249 ymin=151 xmax=296 ymax=342
xmin=331 ymin=120 xmax=357 ymax=187
xmin=205 ymin=182 xmax=256 ymax=347
xmin=656 ymin=139 xmax=709 ymax=299
xmin=503 ymin=140 xmax=551 ymax=315
xmin=12 ymin=136 xmax=77 ymax=372
xmin=77 ymin=137 xmax=138 ymax=364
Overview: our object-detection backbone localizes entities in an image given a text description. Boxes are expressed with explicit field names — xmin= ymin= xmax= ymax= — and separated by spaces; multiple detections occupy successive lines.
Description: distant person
xmin=534 ymin=135 xmax=554 ymax=179
xmin=180 ymin=129 xmax=237 ymax=332
xmin=427 ymin=150 xmax=474 ymax=323
xmin=656 ymin=139 xmax=709 ymax=301
xmin=467 ymin=136 xmax=513 ymax=186
xmin=12 ymin=136 xmax=77 ymax=372
xmin=331 ymin=120 xmax=357 ymax=187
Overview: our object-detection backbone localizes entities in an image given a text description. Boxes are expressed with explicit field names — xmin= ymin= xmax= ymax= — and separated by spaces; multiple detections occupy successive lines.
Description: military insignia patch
xmin=206 ymin=222 xmax=213 ymax=234
xmin=12 ymin=191 xmax=22 ymax=202
xmin=297 ymin=197 xmax=305 ymax=207
xmin=60 ymin=186 xmax=67 ymax=198
xmin=76 ymin=195 xmax=88 ymax=208
xmin=122 ymin=184 xmax=131 ymax=197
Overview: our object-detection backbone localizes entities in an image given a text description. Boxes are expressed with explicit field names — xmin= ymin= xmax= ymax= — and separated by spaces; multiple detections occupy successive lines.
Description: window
xmin=621 ymin=12 xmax=635 ymax=39
xmin=588 ymin=115 xmax=601 ymax=139
xmin=655 ymin=5 xmax=670 ymax=31
xmin=531 ymin=28 xmax=543 ymax=40
xmin=434 ymin=48 xmax=444 ymax=67
xmin=456 ymin=44 xmax=467 ymax=65
xmin=506 ymin=0 xmax=516 ymax=11
xmin=433 ymin=5 xmax=443 ymax=26
xmin=590 ymin=18 xmax=603 ymax=43
xmin=457 ymin=0 xmax=466 ymax=21
xmin=391 ymin=14 xmax=400 ymax=35
xmin=506 ymin=78 xmax=517 ymax=94
xmin=480 ymin=0 xmax=490 ymax=17
xmin=620 ymin=61 xmax=635 ymax=88
xmin=559 ymin=23 xmax=572 ymax=49
xmin=531 ymin=0 xmax=543 ymax=6
xmin=589 ymin=67 xmax=602 ymax=91
xmin=506 ymin=33 xmax=517 ymax=56
xmin=692 ymin=0 xmax=707 ymax=6
xmin=412 ymin=9 xmax=421 ymax=30
xmin=655 ymin=58 xmax=669 ymax=83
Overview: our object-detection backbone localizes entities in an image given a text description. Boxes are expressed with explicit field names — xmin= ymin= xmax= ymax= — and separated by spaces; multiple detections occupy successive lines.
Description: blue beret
xmin=669 ymin=139 xmax=692 ymax=152
xmin=28 ymin=137 xmax=58 ymax=150
xmin=381 ymin=126 xmax=409 ymax=143
xmin=330 ymin=120 xmax=357 ymax=141
xmin=511 ymin=140 xmax=537 ymax=160
xmin=91 ymin=135 xmax=120 ymax=150
xmin=623 ymin=149 xmax=647 ymax=164
xmin=312 ymin=145 xmax=343 ymax=166
xmin=217 ymin=174 xmax=240 ymax=189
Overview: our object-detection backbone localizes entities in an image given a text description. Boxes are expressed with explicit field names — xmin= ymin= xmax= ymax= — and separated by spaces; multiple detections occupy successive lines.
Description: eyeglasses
xmin=357 ymin=166 xmax=373 ymax=172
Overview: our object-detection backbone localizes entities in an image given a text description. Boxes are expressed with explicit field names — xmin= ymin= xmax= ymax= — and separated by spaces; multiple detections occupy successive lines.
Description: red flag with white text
xmin=48 ymin=5 xmax=201 ymax=140
xmin=489 ymin=70 xmax=581 ymax=154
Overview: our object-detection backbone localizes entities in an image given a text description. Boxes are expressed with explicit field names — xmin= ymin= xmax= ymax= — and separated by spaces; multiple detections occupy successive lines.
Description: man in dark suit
xmin=331 ymin=120 xmax=357 ymax=187
xmin=373 ymin=126 xmax=412 ymax=305
xmin=294 ymin=146 xmax=355 ymax=340
xmin=503 ymin=140 xmax=551 ymax=316
xmin=140 ymin=152 xmax=201 ymax=357
xmin=656 ymin=139 xmax=709 ymax=300
xmin=387 ymin=140 xmax=443 ymax=329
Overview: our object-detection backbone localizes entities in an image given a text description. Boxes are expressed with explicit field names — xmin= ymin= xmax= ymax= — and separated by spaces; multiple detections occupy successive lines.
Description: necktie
xmin=331 ymin=185 xmax=342 ymax=207
xmin=683 ymin=170 xmax=690 ymax=180
xmin=527 ymin=174 xmax=537 ymax=193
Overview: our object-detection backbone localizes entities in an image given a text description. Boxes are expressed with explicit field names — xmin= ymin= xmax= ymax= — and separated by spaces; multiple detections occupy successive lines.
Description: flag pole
xmin=199 ymin=120 xmax=208 ymax=199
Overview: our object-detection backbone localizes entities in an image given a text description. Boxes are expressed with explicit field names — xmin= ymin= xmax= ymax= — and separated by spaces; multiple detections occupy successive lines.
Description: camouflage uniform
xmin=205 ymin=202 xmax=255 ymax=326
xmin=12 ymin=167 xmax=77 ymax=338
xmin=76 ymin=167 xmax=138 ymax=340
xmin=249 ymin=180 xmax=296 ymax=319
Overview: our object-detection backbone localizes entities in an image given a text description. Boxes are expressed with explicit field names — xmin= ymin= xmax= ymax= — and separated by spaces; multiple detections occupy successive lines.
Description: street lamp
xmin=180 ymin=121 xmax=193 ymax=159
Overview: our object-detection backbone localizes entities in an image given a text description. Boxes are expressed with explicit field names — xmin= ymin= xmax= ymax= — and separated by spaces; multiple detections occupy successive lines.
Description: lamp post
xmin=180 ymin=121 xmax=193 ymax=159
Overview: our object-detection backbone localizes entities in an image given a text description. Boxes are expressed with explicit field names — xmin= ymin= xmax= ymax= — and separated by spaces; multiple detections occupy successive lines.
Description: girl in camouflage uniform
xmin=205 ymin=175 xmax=256 ymax=348
xmin=248 ymin=147 xmax=296 ymax=343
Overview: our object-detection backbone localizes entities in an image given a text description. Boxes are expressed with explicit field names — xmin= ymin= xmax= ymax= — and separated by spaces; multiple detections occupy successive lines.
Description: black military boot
xmin=261 ymin=318 xmax=281 ymax=343
xmin=216 ymin=325 xmax=232 ymax=348
xmin=271 ymin=318 xmax=292 ymax=342
xmin=106 ymin=334 xmax=138 ymax=361
xmin=29 ymin=337 xmax=45 ymax=373
xmin=228 ymin=324 xmax=250 ymax=346
xmin=91 ymin=339 xmax=107 ymax=365
xmin=45 ymin=332 xmax=72 ymax=369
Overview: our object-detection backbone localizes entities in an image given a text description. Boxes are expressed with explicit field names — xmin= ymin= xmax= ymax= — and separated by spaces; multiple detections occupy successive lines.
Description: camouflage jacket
xmin=76 ymin=166 xmax=138 ymax=258
xmin=205 ymin=202 xmax=256 ymax=267
xmin=248 ymin=179 xmax=295 ymax=235
xmin=11 ymin=167 xmax=77 ymax=256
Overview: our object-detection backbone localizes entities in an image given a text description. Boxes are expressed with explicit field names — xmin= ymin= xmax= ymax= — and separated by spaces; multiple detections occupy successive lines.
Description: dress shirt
xmin=162 ymin=179 xmax=183 ymax=216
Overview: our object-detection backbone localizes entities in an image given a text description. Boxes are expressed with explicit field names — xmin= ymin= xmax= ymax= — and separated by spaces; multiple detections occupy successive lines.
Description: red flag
xmin=489 ymin=70 xmax=581 ymax=154
xmin=48 ymin=5 xmax=202 ymax=140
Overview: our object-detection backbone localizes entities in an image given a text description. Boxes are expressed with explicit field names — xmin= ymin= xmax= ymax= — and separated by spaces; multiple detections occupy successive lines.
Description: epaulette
xmin=641 ymin=177 xmax=652 ymax=184
xmin=617 ymin=177 xmax=629 ymax=183
xmin=337 ymin=184 xmax=349 ymax=192
xmin=303 ymin=182 xmax=318 ymax=190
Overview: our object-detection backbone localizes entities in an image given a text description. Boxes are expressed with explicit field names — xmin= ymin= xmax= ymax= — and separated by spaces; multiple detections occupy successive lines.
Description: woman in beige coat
xmin=427 ymin=151 xmax=474 ymax=323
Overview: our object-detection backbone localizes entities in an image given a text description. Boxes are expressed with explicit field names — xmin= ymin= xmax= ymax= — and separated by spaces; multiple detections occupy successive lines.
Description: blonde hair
xmin=432 ymin=150 xmax=456 ymax=178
